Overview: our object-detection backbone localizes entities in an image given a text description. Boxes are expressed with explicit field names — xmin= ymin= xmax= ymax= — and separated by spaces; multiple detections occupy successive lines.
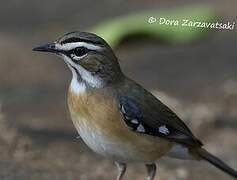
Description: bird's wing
xmin=117 ymin=81 xmax=203 ymax=147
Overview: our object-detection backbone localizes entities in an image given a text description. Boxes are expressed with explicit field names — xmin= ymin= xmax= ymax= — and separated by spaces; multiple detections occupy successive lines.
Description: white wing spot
xmin=159 ymin=125 xmax=169 ymax=135
xmin=121 ymin=105 xmax=126 ymax=114
xmin=137 ymin=124 xmax=145 ymax=133
xmin=131 ymin=119 xmax=139 ymax=124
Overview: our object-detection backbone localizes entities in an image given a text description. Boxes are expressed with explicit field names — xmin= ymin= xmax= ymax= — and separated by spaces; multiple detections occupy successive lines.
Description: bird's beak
xmin=32 ymin=43 xmax=58 ymax=53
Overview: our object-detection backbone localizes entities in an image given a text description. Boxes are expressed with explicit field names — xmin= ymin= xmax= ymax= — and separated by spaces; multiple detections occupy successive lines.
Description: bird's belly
xmin=72 ymin=115 xmax=144 ymax=162
xmin=70 ymin=113 xmax=173 ymax=163
xmin=68 ymin=90 xmax=173 ymax=163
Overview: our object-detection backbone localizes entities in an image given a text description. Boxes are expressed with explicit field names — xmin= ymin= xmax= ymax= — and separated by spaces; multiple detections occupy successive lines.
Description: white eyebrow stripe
xmin=56 ymin=42 xmax=102 ymax=51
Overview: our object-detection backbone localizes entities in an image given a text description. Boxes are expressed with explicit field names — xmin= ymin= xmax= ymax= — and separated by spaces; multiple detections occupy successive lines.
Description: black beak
xmin=32 ymin=43 xmax=58 ymax=53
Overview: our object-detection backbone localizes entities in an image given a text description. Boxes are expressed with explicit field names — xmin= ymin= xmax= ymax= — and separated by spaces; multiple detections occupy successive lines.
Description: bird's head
xmin=33 ymin=31 xmax=123 ymax=89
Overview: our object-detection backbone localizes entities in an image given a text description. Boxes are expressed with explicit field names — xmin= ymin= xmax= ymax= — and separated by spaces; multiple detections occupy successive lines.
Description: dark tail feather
xmin=196 ymin=148 xmax=237 ymax=178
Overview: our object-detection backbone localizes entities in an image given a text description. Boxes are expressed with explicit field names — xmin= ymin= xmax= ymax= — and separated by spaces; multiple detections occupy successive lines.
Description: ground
xmin=0 ymin=1 xmax=237 ymax=179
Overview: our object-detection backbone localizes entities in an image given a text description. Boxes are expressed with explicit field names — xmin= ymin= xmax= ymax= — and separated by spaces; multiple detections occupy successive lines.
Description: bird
xmin=33 ymin=31 xmax=237 ymax=180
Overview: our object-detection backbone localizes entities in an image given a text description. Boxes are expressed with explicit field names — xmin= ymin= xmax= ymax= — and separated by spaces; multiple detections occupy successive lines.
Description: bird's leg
xmin=146 ymin=163 xmax=157 ymax=180
xmin=115 ymin=161 xmax=127 ymax=180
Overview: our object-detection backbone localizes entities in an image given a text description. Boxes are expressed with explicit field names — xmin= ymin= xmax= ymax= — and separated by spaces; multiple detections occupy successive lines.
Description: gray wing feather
xmin=116 ymin=79 xmax=203 ymax=147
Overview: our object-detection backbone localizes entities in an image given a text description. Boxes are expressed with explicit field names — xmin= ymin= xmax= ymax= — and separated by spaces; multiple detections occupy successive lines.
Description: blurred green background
xmin=0 ymin=1 xmax=236 ymax=180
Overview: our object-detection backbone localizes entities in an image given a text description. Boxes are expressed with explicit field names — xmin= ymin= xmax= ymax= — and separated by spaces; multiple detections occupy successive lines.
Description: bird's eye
xmin=73 ymin=47 xmax=88 ymax=57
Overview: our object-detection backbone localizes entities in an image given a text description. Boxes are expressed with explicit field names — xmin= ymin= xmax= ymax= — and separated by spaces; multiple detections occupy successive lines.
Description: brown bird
xmin=33 ymin=31 xmax=237 ymax=180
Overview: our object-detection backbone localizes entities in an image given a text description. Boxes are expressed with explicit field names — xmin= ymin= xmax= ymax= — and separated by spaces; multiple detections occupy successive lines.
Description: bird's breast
xmin=67 ymin=88 xmax=173 ymax=163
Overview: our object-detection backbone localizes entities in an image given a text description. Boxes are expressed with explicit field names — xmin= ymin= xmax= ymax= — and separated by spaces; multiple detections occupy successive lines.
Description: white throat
xmin=61 ymin=54 xmax=103 ymax=93
xmin=70 ymin=72 xmax=86 ymax=94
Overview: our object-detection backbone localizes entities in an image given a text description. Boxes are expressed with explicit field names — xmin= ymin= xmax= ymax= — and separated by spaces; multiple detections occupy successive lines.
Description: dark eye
xmin=73 ymin=47 xmax=88 ymax=57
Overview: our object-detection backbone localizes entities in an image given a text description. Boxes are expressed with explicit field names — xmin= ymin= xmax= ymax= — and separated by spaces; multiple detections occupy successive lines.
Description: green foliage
xmin=89 ymin=5 xmax=219 ymax=48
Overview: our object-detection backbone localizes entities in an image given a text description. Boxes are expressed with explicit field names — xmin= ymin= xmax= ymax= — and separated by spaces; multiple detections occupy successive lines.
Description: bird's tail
xmin=196 ymin=148 xmax=237 ymax=178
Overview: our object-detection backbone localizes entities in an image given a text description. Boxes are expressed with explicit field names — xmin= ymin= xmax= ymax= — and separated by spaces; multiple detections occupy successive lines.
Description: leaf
xmin=88 ymin=5 xmax=219 ymax=48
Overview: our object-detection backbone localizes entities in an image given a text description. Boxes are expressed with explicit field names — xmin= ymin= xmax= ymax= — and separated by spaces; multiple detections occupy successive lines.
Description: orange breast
xmin=68 ymin=88 xmax=173 ymax=163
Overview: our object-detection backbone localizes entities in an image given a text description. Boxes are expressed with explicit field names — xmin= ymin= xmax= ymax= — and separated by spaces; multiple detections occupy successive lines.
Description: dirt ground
xmin=0 ymin=1 xmax=237 ymax=180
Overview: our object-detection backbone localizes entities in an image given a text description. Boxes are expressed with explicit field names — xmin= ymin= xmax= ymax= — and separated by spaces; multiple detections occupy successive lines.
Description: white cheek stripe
xmin=56 ymin=42 xmax=102 ymax=51
xmin=65 ymin=61 xmax=86 ymax=94
xmin=61 ymin=54 xmax=103 ymax=89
